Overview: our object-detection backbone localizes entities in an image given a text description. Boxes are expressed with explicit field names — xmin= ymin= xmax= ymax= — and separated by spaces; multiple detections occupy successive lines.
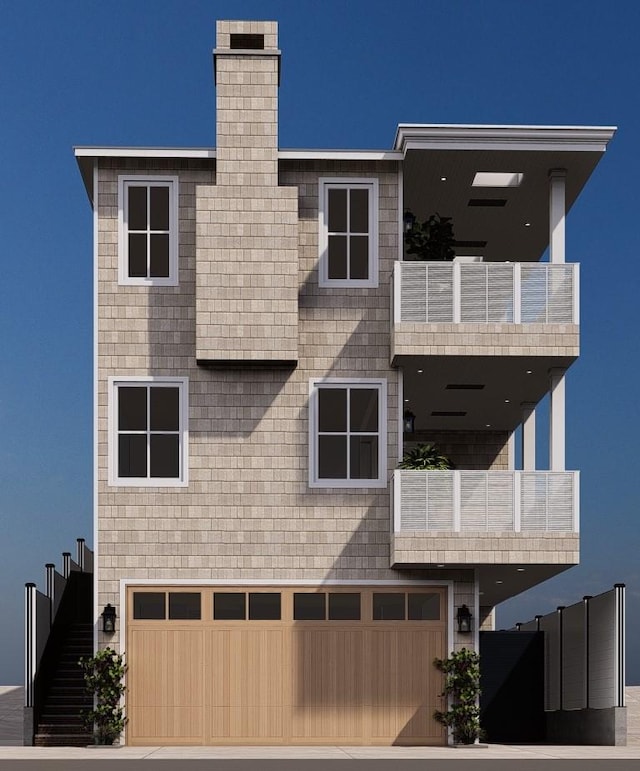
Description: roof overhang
xmin=394 ymin=124 xmax=616 ymax=154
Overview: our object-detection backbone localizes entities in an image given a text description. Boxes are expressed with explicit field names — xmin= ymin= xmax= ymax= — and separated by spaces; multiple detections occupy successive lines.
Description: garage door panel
xmin=293 ymin=629 xmax=364 ymax=707
xmin=368 ymin=628 xmax=445 ymax=742
xmin=129 ymin=706 xmax=204 ymax=743
xmin=128 ymin=628 xmax=205 ymax=743
xmin=228 ymin=629 xmax=284 ymax=707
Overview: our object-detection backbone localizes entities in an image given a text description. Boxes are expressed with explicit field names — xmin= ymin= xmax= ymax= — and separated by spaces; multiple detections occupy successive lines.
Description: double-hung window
xmin=118 ymin=176 xmax=179 ymax=285
xmin=318 ymin=178 xmax=378 ymax=287
xmin=109 ymin=377 xmax=188 ymax=486
xmin=309 ymin=379 xmax=387 ymax=488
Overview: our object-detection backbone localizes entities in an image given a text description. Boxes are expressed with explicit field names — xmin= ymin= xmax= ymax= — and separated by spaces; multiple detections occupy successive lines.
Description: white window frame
xmin=309 ymin=378 xmax=387 ymax=489
xmin=318 ymin=177 xmax=379 ymax=288
xmin=118 ymin=175 xmax=179 ymax=286
xmin=108 ymin=376 xmax=189 ymax=487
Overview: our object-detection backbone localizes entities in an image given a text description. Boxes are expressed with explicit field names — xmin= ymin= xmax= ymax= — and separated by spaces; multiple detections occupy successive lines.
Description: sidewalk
xmin=1 ymin=686 xmax=638 ymax=760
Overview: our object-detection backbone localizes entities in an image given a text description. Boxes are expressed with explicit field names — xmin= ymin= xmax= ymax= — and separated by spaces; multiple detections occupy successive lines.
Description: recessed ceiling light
xmin=504 ymin=399 xmax=510 ymax=403
xmin=496 ymin=580 xmax=504 ymax=585
xmin=526 ymin=370 xmax=533 ymax=375
xmin=437 ymin=564 xmax=445 ymax=568
xmin=404 ymin=398 xmax=410 ymax=402
xmin=472 ymin=172 xmax=523 ymax=188
xmin=524 ymin=222 xmax=531 ymax=227
xmin=479 ymin=591 xmax=484 ymax=596
xmin=485 ymin=423 xmax=491 ymax=427
xmin=517 ymin=568 xmax=525 ymax=572
xmin=440 ymin=176 xmax=447 ymax=181
xmin=417 ymin=369 xmax=423 ymax=374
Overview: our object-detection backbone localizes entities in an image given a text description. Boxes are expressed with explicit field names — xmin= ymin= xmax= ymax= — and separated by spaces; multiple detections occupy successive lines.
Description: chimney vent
xmin=230 ymin=33 xmax=264 ymax=49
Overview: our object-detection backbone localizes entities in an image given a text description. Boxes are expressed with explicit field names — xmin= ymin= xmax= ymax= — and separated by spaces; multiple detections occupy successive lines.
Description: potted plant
xmin=398 ymin=442 xmax=454 ymax=470
xmin=404 ymin=211 xmax=455 ymax=261
xmin=79 ymin=647 xmax=127 ymax=745
xmin=433 ymin=648 xmax=481 ymax=745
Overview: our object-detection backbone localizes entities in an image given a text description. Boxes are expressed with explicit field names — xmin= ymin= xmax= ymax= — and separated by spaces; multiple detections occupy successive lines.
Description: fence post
xmin=557 ymin=606 xmax=565 ymax=711
xmin=77 ymin=538 xmax=86 ymax=572
xmin=62 ymin=552 xmax=71 ymax=579
xmin=583 ymin=595 xmax=592 ymax=709
xmin=614 ymin=583 xmax=626 ymax=708
xmin=24 ymin=582 xmax=37 ymax=745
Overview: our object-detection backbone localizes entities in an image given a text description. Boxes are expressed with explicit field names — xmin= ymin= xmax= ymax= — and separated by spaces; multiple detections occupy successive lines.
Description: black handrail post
xmin=77 ymin=538 xmax=85 ymax=572
xmin=45 ymin=564 xmax=55 ymax=628
xmin=62 ymin=552 xmax=71 ymax=579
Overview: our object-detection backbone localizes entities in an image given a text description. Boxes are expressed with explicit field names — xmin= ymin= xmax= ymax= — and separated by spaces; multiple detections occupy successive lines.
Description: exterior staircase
xmin=25 ymin=540 xmax=95 ymax=746
xmin=34 ymin=614 xmax=93 ymax=746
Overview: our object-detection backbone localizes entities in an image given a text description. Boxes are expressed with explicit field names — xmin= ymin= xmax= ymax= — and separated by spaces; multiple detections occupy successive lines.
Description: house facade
xmin=74 ymin=20 xmax=615 ymax=746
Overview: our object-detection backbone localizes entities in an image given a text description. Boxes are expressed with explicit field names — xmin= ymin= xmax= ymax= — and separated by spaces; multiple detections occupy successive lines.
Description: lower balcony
xmin=391 ymin=470 xmax=579 ymax=580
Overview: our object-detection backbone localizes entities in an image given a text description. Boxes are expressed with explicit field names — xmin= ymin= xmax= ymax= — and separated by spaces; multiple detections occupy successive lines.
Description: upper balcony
xmin=391 ymin=260 xmax=579 ymax=364
xmin=391 ymin=124 xmax=615 ymax=368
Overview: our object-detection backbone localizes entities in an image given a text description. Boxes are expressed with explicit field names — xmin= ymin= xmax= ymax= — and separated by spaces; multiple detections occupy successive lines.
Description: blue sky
xmin=0 ymin=0 xmax=638 ymax=685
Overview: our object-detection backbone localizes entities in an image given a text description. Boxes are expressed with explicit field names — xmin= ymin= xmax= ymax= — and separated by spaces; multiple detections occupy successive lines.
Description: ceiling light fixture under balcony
xmin=472 ymin=171 xmax=523 ymax=187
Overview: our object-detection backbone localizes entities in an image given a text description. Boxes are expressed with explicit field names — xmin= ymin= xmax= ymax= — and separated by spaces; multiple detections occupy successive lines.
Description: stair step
xmin=42 ymin=696 xmax=93 ymax=715
xmin=35 ymin=734 xmax=93 ymax=747
xmin=36 ymin=722 xmax=88 ymax=732
xmin=38 ymin=707 xmax=87 ymax=730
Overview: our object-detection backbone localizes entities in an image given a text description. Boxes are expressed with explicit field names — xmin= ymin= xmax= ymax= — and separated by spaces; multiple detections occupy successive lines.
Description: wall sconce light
xmin=403 ymin=210 xmax=416 ymax=233
xmin=102 ymin=604 xmax=117 ymax=634
xmin=403 ymin=410 xmax=416 ymax=433
xmin=456 ymin=604 xmax=472 ymax=634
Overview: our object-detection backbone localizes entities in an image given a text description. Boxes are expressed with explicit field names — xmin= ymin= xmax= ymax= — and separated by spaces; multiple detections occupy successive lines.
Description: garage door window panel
xmin=373 ymin=593 xmax=406 ymax=621
xmin=328 ymin=593 xmax=361 ymax=621
xmin=408 ymin=593 xmax=441 ymax=621
xmin=168 ymin=592 xmax=201 ymax=620
xmin=214 ymin=592 xmax=246 ymax=620
xmin=133 ymin=592 xmax=166 ymax=620
xmin=294 ymin=593 xmax=326 ymax=621
xmin=249 ymin=592 xmax=281 ymax=620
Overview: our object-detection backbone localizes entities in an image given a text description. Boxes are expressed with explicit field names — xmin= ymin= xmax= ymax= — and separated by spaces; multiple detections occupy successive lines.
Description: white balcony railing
xmin=393 ymin=470 xmax=579 ymax=533
xmin=393 ymin=261 xmax=579 ymax=325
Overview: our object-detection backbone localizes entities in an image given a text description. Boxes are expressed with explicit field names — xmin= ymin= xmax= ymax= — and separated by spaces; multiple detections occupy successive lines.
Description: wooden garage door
xmin=126 ymin=586 xmax=447 ymax=746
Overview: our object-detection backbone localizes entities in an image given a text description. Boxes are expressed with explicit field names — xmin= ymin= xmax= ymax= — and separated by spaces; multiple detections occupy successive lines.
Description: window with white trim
xmin=118 ymin=176 xmax=179 ymax=285
xmin=318 ymin=178 xmax=378 ymax=287
xmin=309 ymin=379 xmax=387 ymax=488
xmin=109 ymin=377 xmax=188 ymax=486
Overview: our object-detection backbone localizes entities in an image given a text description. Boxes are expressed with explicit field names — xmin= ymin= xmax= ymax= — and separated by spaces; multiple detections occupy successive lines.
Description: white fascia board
xmin=279 ymin=149 xmax=403 ymax=161
xmin=73 ymin=147 xmax=216 ymax=159
xmin=74 ymin=147 xmax=404 ymax=161
xmin=393 ymin=124 xmax=617 ymax=154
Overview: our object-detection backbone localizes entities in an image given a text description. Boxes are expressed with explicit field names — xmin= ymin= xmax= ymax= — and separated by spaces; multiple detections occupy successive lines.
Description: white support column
xmin=521 ymin=403 xmax=536 ymax=471
xmin=549 ymin=169 xmax=567 ymax=264
xmin=549 ymin=369 xmax=566 ymax=471
xmin=507 ymin=430 xmax=516 ymax=471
